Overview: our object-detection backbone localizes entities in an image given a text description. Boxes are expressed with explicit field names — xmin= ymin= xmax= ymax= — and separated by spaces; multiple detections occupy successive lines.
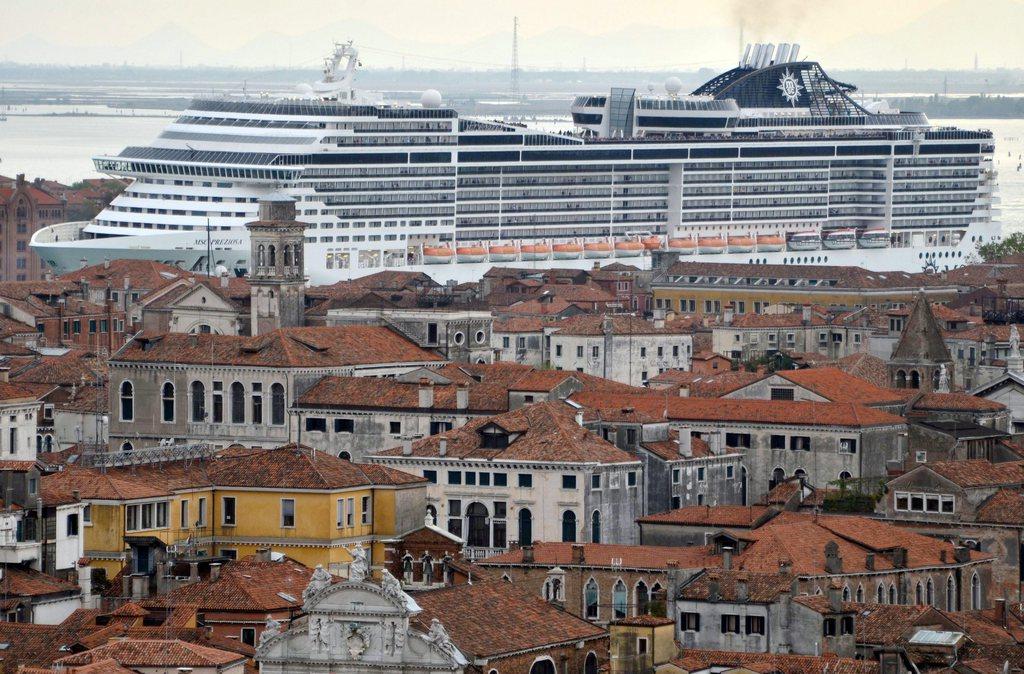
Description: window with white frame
xmin=894 ymin=491 xmax=955 ymax=514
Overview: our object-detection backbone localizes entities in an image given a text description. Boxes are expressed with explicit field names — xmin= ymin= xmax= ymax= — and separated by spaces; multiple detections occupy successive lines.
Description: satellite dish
xmin=421 ymin=89 xmax=443 ymax=108
xmin=665 ymin=77 xmax=683 ymax=96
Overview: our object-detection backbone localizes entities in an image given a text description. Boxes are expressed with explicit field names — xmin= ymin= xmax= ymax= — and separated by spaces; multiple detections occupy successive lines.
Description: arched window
xmin=591 ymin=510 xmax=601 ymax=544
xmin=44 ymin=435 xmax=52 ymax=452
xmin=119 ymin=381 xmax=134 ymax=421
xmin=584 ymin=578 xmax=599 ymax=619
xmin=915 ymin=582 xmax=923 ymax=605
xmin=161 ymin=382 xmax=175 ymax=422
xmin=120 ymin=441 xmax=133 ymax=453
xmin=770 ymin=467 xmax=786 ymax=490
xmin=926 ymin=578 xmax=934 ymax=606
xmin=971 ymin=573 xmax=982 ymax=610
xmin=636 ymin=580 xmax=650 ymax=615
xmin=257 ymin=244 xmax=265 ymax=267
xmin=402 ymin=555 xmax=414 ymax=583
xmin=612 ymin=580 xmax=627 ymax=619
xmin=422 ymin=554 xmax=434 ymax=585
xmin=877 ymin=583 xmax=886 ymax=603
xmin=230 ymin=382 xmax=245 ymax=424
xmin=889 ymin=584 xmax=897 ymax=605
xmin=268 ymin=245 xmax=277 ymax=267
xmin=518 ymin=508 xmax=532 ymax=546
xmin=561 ymin=510 xmax=577 ymax=543
xmin=585 ymin=653 xmax=598 ymax=674
xmin=543 ymin=577 xmax=562 ymax=602
xmin=839 ymin=470 xmax=852 ymax=481
xmin=339 ymin=451 xmax=352 ymax=461
xmin=270 ymin=383 xmax=285 ymax=425
xmin=856 ymin=584 xmax=864 ymax=602
xmin=283 ymin=244 xmax=292 ymax=267
xmin=910 ymin=370 xmax=921 ymax=389
xmin=896 ymin=369 xmax=907 ymax=388
xmin=466 ymin=503 xmax=490 ymax=548
xmin=946 ymin=576 xmax=956 ymax=611
xmin=843 ymin=585 xmax=851 ymax=602
xmin=794 ymin=468 xmax=807 ymax=479
xmin=426 ymin=504 xmax=437 ymax=525
xmin=932 ymin=369 xmax=941 ymax=389
xmin=191 ymin=381 xmax=206 ymax=422
xmin=530 ymin=659 xmax=556 ymax=674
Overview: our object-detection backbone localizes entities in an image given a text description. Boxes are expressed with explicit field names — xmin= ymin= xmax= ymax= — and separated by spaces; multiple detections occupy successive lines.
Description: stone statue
xmin=379 ymin=568 xmax=404 ymax=602
xmin=258 ymin=615 xmax=282 ymax=648
xmin=309 ymin=616 xmax=331 ymax=650
xmin=937 ymin=363 xmax=950 ymax=392
xmin=346 ymin=543 xmax=369 ymax=581
xmin=426 ymin=618 xmax=457 ymax=659
xmin=303 ymin=564 xmax=333 ymax=601
xmin=1011 ymin=325 xmax=1021 ymax=358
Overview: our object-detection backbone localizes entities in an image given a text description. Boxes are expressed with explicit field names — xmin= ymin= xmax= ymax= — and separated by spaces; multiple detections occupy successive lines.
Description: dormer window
xmin=480 ymin=426 xmax=510 ymax=449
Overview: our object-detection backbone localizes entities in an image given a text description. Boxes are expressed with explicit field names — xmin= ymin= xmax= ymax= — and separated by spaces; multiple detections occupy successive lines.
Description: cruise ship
xmin=32 ymin=41 xmax=1002 ymax=284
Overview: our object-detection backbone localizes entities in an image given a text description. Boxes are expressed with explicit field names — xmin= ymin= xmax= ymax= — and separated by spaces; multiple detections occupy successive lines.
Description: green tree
xmin=976 ymin=231 xmax=1024 ymax=261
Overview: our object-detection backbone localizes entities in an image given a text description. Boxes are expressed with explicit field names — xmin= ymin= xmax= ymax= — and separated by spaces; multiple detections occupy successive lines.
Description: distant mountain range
xmin=2 ymin=0 xmax=1024 ymax=71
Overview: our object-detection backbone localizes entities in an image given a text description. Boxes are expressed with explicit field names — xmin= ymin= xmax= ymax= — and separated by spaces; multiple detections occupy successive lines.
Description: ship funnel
xmin=790 ymin=43 xmax=800 ymax=62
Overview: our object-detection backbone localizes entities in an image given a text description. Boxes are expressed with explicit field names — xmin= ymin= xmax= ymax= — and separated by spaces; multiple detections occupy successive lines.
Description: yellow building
xmin=651 ymin=261 xmax=959 ymax=317
xmin=609 ymin=615 xmax=677 ymax=674
xmin=41 ymin=444 xmax=428 ymax=584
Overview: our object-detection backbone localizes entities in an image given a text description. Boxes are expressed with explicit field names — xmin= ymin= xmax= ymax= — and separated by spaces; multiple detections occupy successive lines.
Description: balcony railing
xmin=81 ymin=442 xmax=217 ymax=468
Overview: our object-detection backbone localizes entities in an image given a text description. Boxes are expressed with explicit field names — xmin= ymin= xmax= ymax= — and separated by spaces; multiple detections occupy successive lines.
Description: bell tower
xmin=246 ymin=197 xmax=307 ymax=335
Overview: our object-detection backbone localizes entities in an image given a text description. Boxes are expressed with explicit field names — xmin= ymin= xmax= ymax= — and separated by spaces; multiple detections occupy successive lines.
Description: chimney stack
xmin=735 ymin=572 xmax=749 ymax=602
xmin=677 ymin=427 xmax=692 ymax=458
xmin=0 ymin=367 xmax=9 ymax=383
xmin=401 ymin=437 xmax=413 ymax=456
xmin=418 ymin=378 xmax=434 ymax=408
xmin=708 ymin=431 xmax=723 ymax=456
xmin=456 ymin=383 xmax=469 ymax=410
xmin=522 ymin=545 xmax=535 ymax=563
xmin=994 ymin=598 xmax=1007 ymax=627
xmin=103 ymin=258 xmax=110 ymax=270
xmin=722 ymin=547 xmax=733 ymax=571
xmin=828 ymin=581 xmax=843 ymax=613
xmin=438 ymin=437 xmax=447 ymax=457
xmin=575 ymin=409 xmax=584 ymax=427
xmin=210 ymin=563 xmax=222 ymax=581
xmin=723 ymin=304 xmax=734 ymax=326
xmin=802 ymin=305 xmax=812 ymax=325
xmin=571 ymin=543 xmax=585 ymax=564
xmin=707 ymin=571 xmax=721 ymax=601
xmin=220 ymin=272 xmax=229 ymax=288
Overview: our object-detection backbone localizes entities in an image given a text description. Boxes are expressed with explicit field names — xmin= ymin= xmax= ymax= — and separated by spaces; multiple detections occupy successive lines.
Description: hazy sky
xmin=1 ymin=0 xmax=1020 ymax=70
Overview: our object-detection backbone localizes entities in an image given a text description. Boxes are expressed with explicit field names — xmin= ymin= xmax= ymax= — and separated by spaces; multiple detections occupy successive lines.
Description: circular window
xmin=475 ymin=330 xmax=486 ymax=344
xmin=453 ymin=331 xmax=465 ymax=345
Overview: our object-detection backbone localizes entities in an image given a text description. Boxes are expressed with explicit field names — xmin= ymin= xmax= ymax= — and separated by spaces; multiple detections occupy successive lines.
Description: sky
xmin=1 ymin=0 xmax=1021 ymax=70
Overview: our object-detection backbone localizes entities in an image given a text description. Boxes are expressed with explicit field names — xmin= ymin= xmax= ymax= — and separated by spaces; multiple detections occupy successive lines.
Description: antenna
xmin=511 ymin=16 xmax=521 ymax=103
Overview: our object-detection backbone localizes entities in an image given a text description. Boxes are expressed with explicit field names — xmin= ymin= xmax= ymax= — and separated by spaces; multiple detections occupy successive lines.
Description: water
xmin=1 ymin=111 xmax=1022 ymax=234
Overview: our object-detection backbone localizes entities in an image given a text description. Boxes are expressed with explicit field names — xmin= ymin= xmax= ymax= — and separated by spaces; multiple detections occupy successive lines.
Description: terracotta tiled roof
xmin=679 ymin=569 xmax=795 ymax=603
xmin=145 ymin=556 xmax=322 ymax=612
xmin=21 ymin=658 xmax=137 ymax=674
xmin=912 ymin=392 xmax=1007 ymax=412
xmin=58 ymin=260 xmax=193 ymax=290
xmin=56 ymin=639 xmax=246 ymax=668
xmin=0 ymin=381 xmax=55 ymax=402
xmin=637 ymin=505 xmax=771 ymax=527
xmin=492 ymin=317 xmax=547 ymax=332
xmin=773 ymin=368 xmax=906 ymax=405
xmin=42 ymin=466 xmax=174 ymax=502
xmin=610 ymin=615 xmax=674 ymax=627
xmin=828 ymin=352 xmax=891 ymax=389
xmin=571 ymin=391 xmax=906 ymax=428
xmin=550 ymin=314 xmax=693 ymax=336
xmin=0 ymin=565 xmax=79 ymax=597
xmin=58 ymin=385 xmax=108 ymax=414
xmin=112 ymin=326 xmax=442 ymax=367
xmin=372 ymin=401 xmax=639 ymax=465
xmin=726 ymin=311 xmax=832 ymax=328
xmin=409 ymin=580 xmax=605 ymax=658
xmin=479 ymin=542 xmax=717 ymax=569
xmin=12 ymin=350 xmax=107 ymax=386
xmin=640 ymin=429 xmax=712 ymax=461
xmin=976 ymin=489 xmax=1024 ymax=524
xmin=928 ymin=460 xmax=1024 ymax=488
xmin=671 ymin=650 xmax=879 ymax=674
xmin=660 ymin=260 xmax=944 ymax=290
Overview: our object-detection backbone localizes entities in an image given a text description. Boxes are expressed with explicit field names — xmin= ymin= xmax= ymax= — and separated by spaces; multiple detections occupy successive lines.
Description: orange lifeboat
xmin=488 ymin=243 xmax=518 ymax=262
xmin=552 ymin=242 xmax=583 ymax=260
xmin=520 ymin=243 xmax=551 ymax=261
xmin=584 ymin=241 xmax=614 ymax=259
xmin=667 ymin=238 xmax=696 ymax=255
xmin=456 ymin=245 xmax=488 ymax=263
xmin=641 ymin=235 xmax=663 ymax=251
xmin=756 ymin=233 xmax=785 ymax=252
xmin=422 ymin=245 xmax=454 ymax=264
xmin=727 ymin=235 xmax=756 ymax=253
xmin=614 ymin=240 xmax=644 ymax=258
xmin=697 ymin=236 xmax=727 ymax=254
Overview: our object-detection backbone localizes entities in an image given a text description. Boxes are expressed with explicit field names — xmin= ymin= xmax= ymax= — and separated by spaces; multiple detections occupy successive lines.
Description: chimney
xmin=418 ymin=378 xmax=434 ymax=408
xmin=603 ymin=315 xmax=614 ymax=335
xmin=77 ymin=559 xmax=95 ymax=608
xmin=571 ymin=543 xmax=585 ymax=564
xmin=824 ymin=541 xmax=843 ymax=574
xmin=723 ymin=304 xmax=734 ymax=325
xmin=953 ymin=545 xmax=971 ymax=564
xmin=708 ymin=431 xmax=723 ymax=456
xmin=438 ymin=437 xmax=447 ymax=457
xmin=103 ymin=258 xmax=110 ymax=270
xmin=707 ymin=571 xmax=721 ymax=602
xmin=575 ymin=409 xmax=584 ymax=427
xmin=220 ymin=272 xmax=229 ymax=288
xmin=994 ymin=598 xmax=1007 ymax=627
xmin=828 ymin=581 xmax=843 ymax=613
xmin=72 ymin=489 xmax=80 ymax=502
xmin=401 ymin=437 xmax=413 ymax=456
xmin=865 ymin=553 xmax=875 ymax=571
xmin=255 ymin=547 xmax=272 ymax=562
xmin=778 ymin=557 xmax=792 ymax=575
xmin=210 ymin=563 xmax=222 ymax=581
xmin=0 ymin=367 xmax=9 ymax=383
xmin=722 ymin=547 xmax=733 ymax=571
xmin=677 ymin=427 xmax=692 ymax=458
xmin=80 ymin=278 xmax=90 ymax=300
xmin=522 ymin=545 xmax=535 ymax=563
xmin=802 ymin=305 xmax=812 ymax=325
xmin=735 ymin=572 xmax=749 ymax=602
xmin=456 ymin=383 xmax=469 ymax=410
xmin=80 ymin=258 xmax=88 ymax=270
xmin=654 ymin=317 xmax=665 ymax=329
xmin=939 ymin=550 xmax=947 ymax=563
xmin=891 ymin=546 xmax=909 ymax=568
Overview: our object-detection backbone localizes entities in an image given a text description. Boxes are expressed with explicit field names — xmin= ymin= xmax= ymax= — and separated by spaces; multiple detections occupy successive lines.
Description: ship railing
xmin=29 ymin=221 xmax=92 ymax=245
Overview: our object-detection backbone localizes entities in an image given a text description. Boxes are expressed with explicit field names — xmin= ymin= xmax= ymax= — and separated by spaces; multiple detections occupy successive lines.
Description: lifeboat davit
xmin=520 ymin=243 xmax=551 ymax=261
xmin=756 ymin=233 xmax=786 ymax=252
xmin=488 ymin=243 xmax=518 ymax=262
xmin=614 ymin=240 xmax=644 ymax=258
xmin=456 ymin=245 xmax=488 ymax=263
xmin=787 ymin=231 xmax=821 ymax=251
xmin=552 ymin=242 xmax=583 ymax=260
xmin=823 ymin=228 xmax=857 ymax=250
xmin=698 ymin=236 xmax=727 ymax=254
xmin=727 ymin=235 xmax=756 ymax=253
xmin=667 ymin=238 xmax=697 ymax=255
xmin=584 ymin=241 xmax=614 ymax=259
xmin=641 ymin=236 xmax=662 ymax=251
xmin=857 ymin=228 xmax=890 ymax=249
xmin=422 ymin=246 xmax=454 ymax=264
